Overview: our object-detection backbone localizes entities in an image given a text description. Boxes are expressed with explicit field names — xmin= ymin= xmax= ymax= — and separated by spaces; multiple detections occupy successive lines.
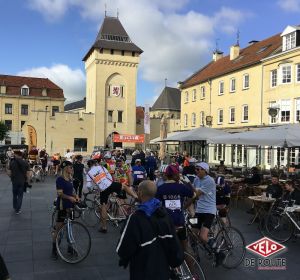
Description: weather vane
xmin=236 ymin=29 xmax=240 ymax=46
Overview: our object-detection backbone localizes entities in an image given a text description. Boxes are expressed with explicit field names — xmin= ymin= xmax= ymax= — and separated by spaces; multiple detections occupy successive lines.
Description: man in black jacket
xmin=266 ymin=175 xmax=283 ymax=199
xmin=116 ymin=180 xmax=183 ymax=280
xmin=7 ymin=150 xmax=30 ymax=214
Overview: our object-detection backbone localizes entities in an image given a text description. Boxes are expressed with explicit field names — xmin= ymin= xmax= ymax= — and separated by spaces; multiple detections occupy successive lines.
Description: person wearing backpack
xmin=116 ymin=180 xmax=184 ymax=280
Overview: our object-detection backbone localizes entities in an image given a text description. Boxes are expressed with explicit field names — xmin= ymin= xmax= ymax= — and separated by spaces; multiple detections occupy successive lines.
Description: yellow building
xmin=180 ymin=25 xmax=300 ymax=168
xmin=0 ymin=75 xmax=64 ymax=145
xmin=23 ymin=16 xmax=143 ymax=155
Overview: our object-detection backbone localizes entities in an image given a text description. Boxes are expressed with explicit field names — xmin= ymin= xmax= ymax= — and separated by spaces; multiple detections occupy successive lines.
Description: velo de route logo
xmin=244 ymin=237 xmax=287 ymax=270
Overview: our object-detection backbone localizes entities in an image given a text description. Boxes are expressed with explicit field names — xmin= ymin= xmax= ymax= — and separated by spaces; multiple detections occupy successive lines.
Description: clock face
xmin=112 ymin=86 xmax=121 ymax=97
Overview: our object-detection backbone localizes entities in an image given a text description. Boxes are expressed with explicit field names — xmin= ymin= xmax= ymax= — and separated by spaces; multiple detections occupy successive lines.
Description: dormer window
xmin=42 ymin=88 xmax=47 ymax=97
xmin=284 ymin=32 xmax=296 ymax=51
xmin=21 ymin=85 xmax=29 ymax=96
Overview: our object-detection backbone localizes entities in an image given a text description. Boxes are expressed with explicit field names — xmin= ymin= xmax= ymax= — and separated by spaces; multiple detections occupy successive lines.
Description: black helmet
xmin=60 ymin=160 xmax=73 ymax=169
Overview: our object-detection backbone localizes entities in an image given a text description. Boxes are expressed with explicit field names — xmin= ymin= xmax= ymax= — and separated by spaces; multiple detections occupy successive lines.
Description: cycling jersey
xmin=114 ymin=164 xmax=131 ymax=185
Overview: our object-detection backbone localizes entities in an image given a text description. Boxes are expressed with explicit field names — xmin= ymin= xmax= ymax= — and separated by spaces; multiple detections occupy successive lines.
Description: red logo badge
xmin=246 ymin=237 xmax=285 ymax=258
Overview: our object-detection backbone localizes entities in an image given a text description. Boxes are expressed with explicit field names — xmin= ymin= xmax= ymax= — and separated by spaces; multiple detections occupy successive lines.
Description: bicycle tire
xmin=215 ymin=226 xmax=245 ymax=269
xmin=56 ymin=221 xmax=91 ymax=264
xmin=265 ymin=212 xmax=294 ymax=243
xmin=179 ymin=252 xmax=206 ymax=280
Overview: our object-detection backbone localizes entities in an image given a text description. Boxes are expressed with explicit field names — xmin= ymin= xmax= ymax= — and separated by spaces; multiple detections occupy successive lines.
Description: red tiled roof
xmin=136 ymin=106 xmax=144 ymax=120
xmin=0 ymin=75 xmax=64 ymax=98
xmin=182 ymin=33 xmax=282 ymax=89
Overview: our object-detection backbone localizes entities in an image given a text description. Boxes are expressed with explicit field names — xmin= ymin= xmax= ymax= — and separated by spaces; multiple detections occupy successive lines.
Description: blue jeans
xmin=12 ymin=182 xmax=24 ymax=212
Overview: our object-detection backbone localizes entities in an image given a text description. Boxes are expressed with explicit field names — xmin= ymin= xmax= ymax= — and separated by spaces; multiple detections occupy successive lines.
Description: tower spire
xmin=104 ymin=3 xmax=107 ymax=17
xmin=117 ymin=8 xmax=119 ymax=18
xmin=236 ymin=29 xmax=240 ymax=46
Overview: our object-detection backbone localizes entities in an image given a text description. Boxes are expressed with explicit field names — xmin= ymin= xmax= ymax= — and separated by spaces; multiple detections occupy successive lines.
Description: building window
xmin=52 ymin=106 xmax=59 ymax=116
xmin=21 ymin=104 xmax=28 ymax=115
xmin=280 ymin=99 xmax=291 ymax=122
xmin=296 ymin=65 xmax=300 ymax=82
xmin=110 ymin=49 xmax=114 ymax=55
xmin=269 ymin=101 xmax=278 ymax=124
xmin=271 ymin=70 xmax=277 ymax=87
xmin=243 ymin=74 xmax=249 ymax=89
xmin=21 ymin=87 xmax=29 ymax=96
xmin=21 ymin=137 xmax=26 ymax=145
xmin=118 ymin=111 xmax=123 ymax=122
xmin=5 ymin=137 xmax=11 ymax=145
xmin=184 ymin=114 xmax=188 ymax=127
xmin=284 ymin=32 xmax=296 ymax=51
xmin=242 ymin=105 xmax=249 ymax=122
xmin=230 ymin=78 xmax=236 ymax=92
xmin=281 ymin=65 xmax=291 ymax=84
xmin=121 ymin=50 xmax=125 ymax=56
xmin=4 ymin=120 xmax=12 ymax=130
xmin=192 ymin=89 xmax=196 ymax=102
xmin=229 ymin=107 xmax=235 ymax=123
xmin=132 ymin=51 xmax=135 ymax=57
xmin=191 ymin=113 xmax=196 ymax=126
xmin=218 ymin=81 xmax=224 ymax=95
xmin=218 ymin=109 xmax=223 ymax=124
xmin=5 ymin=104 xmax=12 ymax=114
xmin=108 ymin=110 xmax=113 ymax=122
xmin=185 ymin=91 xmax=189 ymax=103
xmin=200 ymin=86 xmax=205 ymax=99
xmin=21 ymin=121 xmax=25 ymax=129
xmin=296 ymin=99 xmax=300 ymax=122
xmin=200 ymin=111 xmax=205 ymax=126
xmin=74 ymin=138 xmax=87 ymax=152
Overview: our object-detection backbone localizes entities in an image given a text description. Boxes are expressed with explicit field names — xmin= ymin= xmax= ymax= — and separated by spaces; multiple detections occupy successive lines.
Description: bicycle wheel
xmin=265 ymin=212 xmax=294 ymax=243
xmin=215 ymin=226 xmax=245 ymax=269
xmin=179 ymin=252 xmax=206 ymax=280
xmin=82 ymin=206 xmax=99 ymax=227
xmin=56 ymin=221 xmax=91 ymax=264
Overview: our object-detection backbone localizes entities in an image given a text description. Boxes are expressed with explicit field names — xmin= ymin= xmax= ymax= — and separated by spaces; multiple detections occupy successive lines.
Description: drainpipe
xmin=208 ymin=79 xmax=212 ymax=116
xmin=260 ymin=64 xmax=264 ymax=125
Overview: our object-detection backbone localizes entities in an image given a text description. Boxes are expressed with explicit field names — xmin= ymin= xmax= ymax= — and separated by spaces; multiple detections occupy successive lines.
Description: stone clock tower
xmin=83 ymin=16 xmax=143 ymax=148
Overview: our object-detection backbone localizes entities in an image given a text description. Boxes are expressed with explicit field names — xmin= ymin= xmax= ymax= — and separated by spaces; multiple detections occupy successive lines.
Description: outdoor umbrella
xmin=160 ymin=126 xmax=229 ymax=142
xmin=210 ymin=124 xmax=300 ymax=147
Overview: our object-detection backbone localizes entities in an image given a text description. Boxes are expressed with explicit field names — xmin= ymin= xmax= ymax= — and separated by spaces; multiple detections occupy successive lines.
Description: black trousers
xmin=73 ymin=178 xmax=83 ymax=198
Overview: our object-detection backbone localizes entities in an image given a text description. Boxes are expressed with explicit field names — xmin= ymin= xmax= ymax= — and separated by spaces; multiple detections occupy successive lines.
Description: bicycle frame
xmin=284 ymin=210 xmax=300 ymax=231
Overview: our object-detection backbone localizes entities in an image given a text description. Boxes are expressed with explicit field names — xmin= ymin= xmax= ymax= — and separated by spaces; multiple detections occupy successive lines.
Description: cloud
xmin=277 ymin=0 xmax=300 ymax=12
xmin=26 ymin=0 xmax=249 ymax=99
xmin=17 ymin=64 xmax=85 ymax=102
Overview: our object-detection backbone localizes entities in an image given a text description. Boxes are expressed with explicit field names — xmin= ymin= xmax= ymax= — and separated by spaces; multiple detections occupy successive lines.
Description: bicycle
xmin=264 ymin=200 xmax=300 ymax=243
xmin=51 ymin=203 xmax=91 ymax=264
xmin=31 ymin=164 xmax=46 ymax=182
xmin=187 ymin=211 xmax=245 ymax=269
xmin=171 ymin=252 xmax=206 ymax=280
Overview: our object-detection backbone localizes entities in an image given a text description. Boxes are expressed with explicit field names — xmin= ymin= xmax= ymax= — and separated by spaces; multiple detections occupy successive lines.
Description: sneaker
xmin=15 ymin=210 xmax=21 ymax=215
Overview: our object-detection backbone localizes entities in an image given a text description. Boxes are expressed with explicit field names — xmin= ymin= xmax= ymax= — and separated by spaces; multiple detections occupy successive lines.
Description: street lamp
xmin=206 ymin=115 xmax=213 ymax=127
xmin=267 ymin=107 xmax=279 ymax=119
xmin=45 ymin=106 xmax=48 ymax=149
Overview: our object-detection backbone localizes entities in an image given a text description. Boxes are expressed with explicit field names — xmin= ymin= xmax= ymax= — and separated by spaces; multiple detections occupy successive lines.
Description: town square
xmin=1 ymin=1 xmax=300 ymax=279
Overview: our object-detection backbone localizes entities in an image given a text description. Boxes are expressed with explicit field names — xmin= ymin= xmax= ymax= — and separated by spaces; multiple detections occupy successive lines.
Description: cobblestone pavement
xmin=0 ymin=171 xmax=299 ymax=280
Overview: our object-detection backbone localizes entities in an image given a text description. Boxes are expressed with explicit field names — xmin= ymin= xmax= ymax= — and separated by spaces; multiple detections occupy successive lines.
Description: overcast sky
xmin=1 ymin=0 xmax=300 ymax=104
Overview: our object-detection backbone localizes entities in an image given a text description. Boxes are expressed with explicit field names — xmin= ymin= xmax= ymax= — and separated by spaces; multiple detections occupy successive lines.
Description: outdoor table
xmin=247 ymin=195 xmax=275 ymax=225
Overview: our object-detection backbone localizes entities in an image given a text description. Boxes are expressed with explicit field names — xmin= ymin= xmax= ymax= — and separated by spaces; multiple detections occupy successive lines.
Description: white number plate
xmin=165 ymin=199 xmax=181 ymax=210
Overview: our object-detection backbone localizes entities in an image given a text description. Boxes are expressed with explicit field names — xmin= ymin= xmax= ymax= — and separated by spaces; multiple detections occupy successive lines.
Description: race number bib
xmin=88 ymin=166 xmax=113 ymax=191
xmin=165 ymin=199 xmax=181 ymax=210
xmin=137 ymin=175 xmax=144 ymax=179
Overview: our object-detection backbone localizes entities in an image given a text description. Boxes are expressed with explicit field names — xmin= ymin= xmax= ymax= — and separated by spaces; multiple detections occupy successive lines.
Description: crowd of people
xmin=3 ymin=146 xmax=300 ymax=280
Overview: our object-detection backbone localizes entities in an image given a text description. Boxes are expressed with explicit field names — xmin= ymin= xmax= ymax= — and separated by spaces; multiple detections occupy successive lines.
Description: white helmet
xmin=159 ymin=164 xmax=168 ymax=173
xmin=103 ymin=151 xmax=112 ymax=159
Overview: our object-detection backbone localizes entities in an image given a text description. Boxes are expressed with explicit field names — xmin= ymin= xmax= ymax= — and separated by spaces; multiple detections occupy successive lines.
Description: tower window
xmin=118 ymin=111 xmax=123 ymax=123
xmin=108 ymin=110 xmax=113 ymax=122
xmin=100 ymin=48 xmax=103 ymax=54
xmin=110 ymin=49 xmax=114 ymax=55
xmin=121 ymin=50 xmax=125 ymax=56
xmin=132 ymin=52 xmax=135 ymax=57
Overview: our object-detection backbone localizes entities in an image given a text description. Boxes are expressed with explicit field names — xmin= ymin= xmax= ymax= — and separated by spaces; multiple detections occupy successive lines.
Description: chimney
xmin=230 ymin=44 xmax=240 ymax=60
xmin=213 ymin=50 xmax=224 ymax=62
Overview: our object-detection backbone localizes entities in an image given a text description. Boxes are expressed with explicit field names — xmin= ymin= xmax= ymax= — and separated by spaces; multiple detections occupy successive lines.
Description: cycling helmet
xmin=60 ymin=160 xmax=73 ymax=169
xmin=159 ymin=164 xmax=168 ymax=173
xmin=103 ymin=152 xmax=112 ymax=159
